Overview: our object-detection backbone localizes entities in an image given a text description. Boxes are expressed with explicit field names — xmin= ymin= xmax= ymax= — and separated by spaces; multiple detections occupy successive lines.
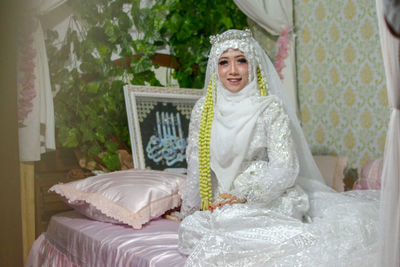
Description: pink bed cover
xmin=26 ymin=211 xmax=187 ymax=267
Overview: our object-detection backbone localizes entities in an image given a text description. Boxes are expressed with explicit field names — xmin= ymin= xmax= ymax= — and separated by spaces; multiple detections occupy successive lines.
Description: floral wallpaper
xmin=294 ymin=0 xmax=389 ymax=172
xmin=250 ymin=0 xmax=389 ymax=172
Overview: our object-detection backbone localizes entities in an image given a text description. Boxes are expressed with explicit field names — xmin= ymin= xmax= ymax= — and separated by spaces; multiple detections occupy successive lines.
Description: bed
xmin=25 ymin=155 xmax=360 ymax=267
xmin=26 ymin=211 xmax=186 ymax=267
xmin=26 ymin=167 xmax=189 ymax=267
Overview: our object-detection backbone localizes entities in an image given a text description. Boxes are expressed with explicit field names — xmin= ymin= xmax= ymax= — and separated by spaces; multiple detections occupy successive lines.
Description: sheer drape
xmin=376 ymin=0 xmax=400 ymax=266
xmin=233 ymin=0 xmax=298 ymax=113
xmin=383 ymin=0 xmax=400 ymax=37
xmin=18 ymin=0 xmax=67 ymax=161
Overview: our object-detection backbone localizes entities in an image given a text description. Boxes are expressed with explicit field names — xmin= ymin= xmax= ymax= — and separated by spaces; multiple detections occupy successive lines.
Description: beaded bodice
xmin=180 ymin=94 xmax=300 ymax=217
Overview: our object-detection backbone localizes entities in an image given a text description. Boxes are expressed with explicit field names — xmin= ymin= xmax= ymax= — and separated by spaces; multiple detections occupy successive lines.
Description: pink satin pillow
xmin=354 ymin=158 xmax=383 ymax=190
xmin=50 ymin=169 xmax=185 ymax=229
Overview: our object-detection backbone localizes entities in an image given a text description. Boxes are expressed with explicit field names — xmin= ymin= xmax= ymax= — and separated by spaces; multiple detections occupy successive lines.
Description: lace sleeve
xmin=230 ymin=98 xmax=300 ymax=204
xmin=179 ymin=97 xmax=205 ymax=218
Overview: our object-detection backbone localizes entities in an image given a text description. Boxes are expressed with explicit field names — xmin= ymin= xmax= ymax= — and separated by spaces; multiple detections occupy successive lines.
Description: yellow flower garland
xmin=257 ymin=67 xmax=268 ymax=96
xmin=198 ymin=78 xmax=215 ymax=210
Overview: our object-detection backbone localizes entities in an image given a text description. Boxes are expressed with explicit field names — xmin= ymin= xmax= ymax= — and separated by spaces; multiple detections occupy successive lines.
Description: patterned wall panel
xmin=294 ymin=0 xmax=389 ymax=172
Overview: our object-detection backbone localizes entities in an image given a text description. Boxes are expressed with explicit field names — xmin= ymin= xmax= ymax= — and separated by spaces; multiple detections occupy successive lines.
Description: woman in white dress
xmin=178 ymin=29 xmax=379 ymax=266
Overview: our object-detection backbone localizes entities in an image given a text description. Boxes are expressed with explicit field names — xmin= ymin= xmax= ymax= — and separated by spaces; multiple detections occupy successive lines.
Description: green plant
xmin=46 ymin=0 xmax=247 ymax=171
xmin=134 ymin=0 xmax=248 ymax=88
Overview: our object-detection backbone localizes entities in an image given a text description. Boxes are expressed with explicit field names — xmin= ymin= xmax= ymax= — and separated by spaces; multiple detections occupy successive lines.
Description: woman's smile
xmin=218 ymin=48 xmax=249 ymax=93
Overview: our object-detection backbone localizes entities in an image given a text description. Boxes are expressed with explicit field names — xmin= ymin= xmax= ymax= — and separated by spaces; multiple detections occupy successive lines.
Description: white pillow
xmin=50 ymin=169 xmax=185 ymax=229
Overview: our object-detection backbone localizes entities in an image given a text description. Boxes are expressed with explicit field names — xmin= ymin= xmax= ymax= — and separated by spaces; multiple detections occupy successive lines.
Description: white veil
xmin=204 ymin=29 xmax=326 ymax=188
xmin=181 ymin=29 xmax=328 ymax=217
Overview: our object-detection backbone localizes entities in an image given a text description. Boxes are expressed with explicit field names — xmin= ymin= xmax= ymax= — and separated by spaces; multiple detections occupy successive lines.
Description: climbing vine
xmin=46 ymin=0 xmax=247 ymax=171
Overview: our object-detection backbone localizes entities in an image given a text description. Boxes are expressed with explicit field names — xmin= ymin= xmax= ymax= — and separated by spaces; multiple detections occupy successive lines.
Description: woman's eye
xmin=219 ymin=60 xmax=228 ymax=66
xmin=238 ymin=58 xmax=247 ymax=64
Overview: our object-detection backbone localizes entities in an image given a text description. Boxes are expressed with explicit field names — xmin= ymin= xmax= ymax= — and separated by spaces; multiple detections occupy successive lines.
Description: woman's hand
xmin=208 ymin=193 xmax=245 ymax=211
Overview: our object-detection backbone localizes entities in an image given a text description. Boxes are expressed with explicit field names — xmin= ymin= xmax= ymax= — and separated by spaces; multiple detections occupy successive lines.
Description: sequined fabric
xmin=179 ymin=96 xmax=380 ymax=266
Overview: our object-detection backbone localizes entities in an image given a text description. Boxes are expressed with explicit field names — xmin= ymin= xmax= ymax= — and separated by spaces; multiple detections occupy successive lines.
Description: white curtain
xmin=384 ymin=0 xmax=400 ymax=36
xmin=18 ymin=0 xmax=67 ymax=161
xmin=233 ymin=0 xmax=298 ymax=113
xmin=376 ymin=0 xmax=400 ymax=266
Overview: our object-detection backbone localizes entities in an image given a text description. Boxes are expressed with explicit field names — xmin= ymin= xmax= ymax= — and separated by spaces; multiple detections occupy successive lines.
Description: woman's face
xmin=218 ymin=49 xmax=249 ymax=93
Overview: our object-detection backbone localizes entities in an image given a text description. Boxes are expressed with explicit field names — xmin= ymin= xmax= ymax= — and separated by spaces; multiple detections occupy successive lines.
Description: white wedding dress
xmin=178 ymin=95 xmax=380 ymax=267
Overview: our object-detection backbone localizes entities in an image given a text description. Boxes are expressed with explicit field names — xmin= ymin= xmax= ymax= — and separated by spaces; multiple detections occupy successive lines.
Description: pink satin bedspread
xmin=26 ymin=211 xmax=186 ymax=267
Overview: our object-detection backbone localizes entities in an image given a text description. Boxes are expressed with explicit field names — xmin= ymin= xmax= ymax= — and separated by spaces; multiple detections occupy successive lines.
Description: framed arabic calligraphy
xmin=124 ymin=85 xmax=203 ymax=172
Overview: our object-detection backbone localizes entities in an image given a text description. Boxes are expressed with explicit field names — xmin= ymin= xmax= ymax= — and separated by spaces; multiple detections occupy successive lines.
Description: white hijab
xmin=210 ymin=77 xmax=269 ymax=191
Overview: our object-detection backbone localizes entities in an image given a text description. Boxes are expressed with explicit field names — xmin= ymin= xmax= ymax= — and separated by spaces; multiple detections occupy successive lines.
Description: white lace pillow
xmin=50 ymin=169 xmax=185 ymax=229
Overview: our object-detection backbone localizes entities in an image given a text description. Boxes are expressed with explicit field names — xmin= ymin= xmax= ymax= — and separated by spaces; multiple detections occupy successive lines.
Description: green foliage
xmin=145 ymin=0 xmax=248 ymax=88
xmin=46 ymin=0 xmax=247 ymax=171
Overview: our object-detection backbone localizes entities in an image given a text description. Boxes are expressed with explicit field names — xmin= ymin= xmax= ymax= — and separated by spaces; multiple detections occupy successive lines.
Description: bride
xmin=177 ymin=29 xmax=380 ymax=266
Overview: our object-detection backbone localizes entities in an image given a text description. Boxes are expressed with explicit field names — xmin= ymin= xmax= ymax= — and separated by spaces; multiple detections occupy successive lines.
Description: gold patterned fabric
xmin=295 ymin=0 xmax=389 ymax=172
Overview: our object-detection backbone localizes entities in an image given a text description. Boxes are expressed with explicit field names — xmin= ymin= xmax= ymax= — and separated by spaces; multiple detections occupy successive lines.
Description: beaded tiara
xmin=208 ymin=29 xmax=256 ymax=81
xmin=209 ymin=29 xmax=252 ymax=45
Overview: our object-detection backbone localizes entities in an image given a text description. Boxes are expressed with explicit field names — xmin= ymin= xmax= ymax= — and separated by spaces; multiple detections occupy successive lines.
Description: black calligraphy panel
xmin=140 ymin=102 xmax=190 ymax=170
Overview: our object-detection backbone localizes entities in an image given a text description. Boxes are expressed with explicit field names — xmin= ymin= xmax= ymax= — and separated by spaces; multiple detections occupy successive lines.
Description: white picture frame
xmin=124 ymin=85 xmax=202 ymax=171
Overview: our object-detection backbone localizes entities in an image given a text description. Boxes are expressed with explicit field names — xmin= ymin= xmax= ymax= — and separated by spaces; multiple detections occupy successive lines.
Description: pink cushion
xmin=354 ymin=158 xmax=383 ymax=190
xmin=50 ymin=169 xmax=185 ymax=229
xmin=313 ymin=155 xmax=347 ymax=192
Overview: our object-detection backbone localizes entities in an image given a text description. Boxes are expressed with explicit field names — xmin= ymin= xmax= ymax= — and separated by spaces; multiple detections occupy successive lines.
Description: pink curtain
xmin=376 ymin=0 xmax=400 ymax=266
